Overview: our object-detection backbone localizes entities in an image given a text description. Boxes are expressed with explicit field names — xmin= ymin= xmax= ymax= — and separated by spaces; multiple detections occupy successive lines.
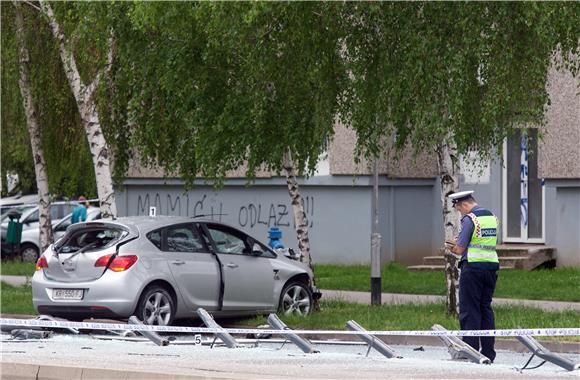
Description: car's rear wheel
xmin=278 ymin=281 xmax=313 ymax=316
xmin=21 ymin=244 xmax=39 ymax=263
xmin=136 ymin=286 xmax=175 ymax=326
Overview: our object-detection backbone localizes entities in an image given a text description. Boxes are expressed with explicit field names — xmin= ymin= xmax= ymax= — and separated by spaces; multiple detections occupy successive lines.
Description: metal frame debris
xmin=431 ymin=324 xmax=491 ymax=364
xmin=128 ymin=316 xmax=169 ymax=346
xmin=346 ymin=320 xmax=401 ymax=359
xmin=196 ymin=308 xmax=240 ymax=348
xmin=517 ymin=334 xmax=580 ymax=372
xmin=267 ymin=314 xmax=319 ymax=353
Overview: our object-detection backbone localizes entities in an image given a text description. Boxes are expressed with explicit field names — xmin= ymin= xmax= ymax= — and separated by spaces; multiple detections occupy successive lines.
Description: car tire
xmin=135 ymin=286 xmax=175 ymax=326
xmin=278 ymin=281 xmax=313 ymax=316
xmin=20 ymin=244 xmax=39 ymax=263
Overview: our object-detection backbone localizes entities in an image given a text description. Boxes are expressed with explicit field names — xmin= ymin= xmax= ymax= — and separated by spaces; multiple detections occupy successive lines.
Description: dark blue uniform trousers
xmin=459 ymin=265 xmax=498 ymax=362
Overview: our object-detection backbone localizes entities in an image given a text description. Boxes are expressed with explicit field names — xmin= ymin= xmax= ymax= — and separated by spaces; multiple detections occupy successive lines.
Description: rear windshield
xmin=55 ymin=227 xmax=126 ymax=254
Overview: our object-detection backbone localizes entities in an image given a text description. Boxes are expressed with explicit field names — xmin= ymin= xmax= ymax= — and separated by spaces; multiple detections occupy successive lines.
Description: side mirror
xmin=251 ymin=243 xmax=263 ymax=256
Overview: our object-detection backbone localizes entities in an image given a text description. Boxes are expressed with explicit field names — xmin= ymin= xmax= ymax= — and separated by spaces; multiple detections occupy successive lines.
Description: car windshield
xmin=55 ymin=227 xmax=126 ymax=254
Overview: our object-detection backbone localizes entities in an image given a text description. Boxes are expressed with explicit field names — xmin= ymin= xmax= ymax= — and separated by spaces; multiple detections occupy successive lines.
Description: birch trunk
xmin=435 ymin=139 xmax=461 ymax=317
xmin=40 ymin=1 xmax=117 ymax=218
xmin=14 ymin=1 xmax=53 ymax=255
xmin=282 ymin=150 xmax=312 ymax=267
xmin=282 ymin=150 xmax=320 ymax=310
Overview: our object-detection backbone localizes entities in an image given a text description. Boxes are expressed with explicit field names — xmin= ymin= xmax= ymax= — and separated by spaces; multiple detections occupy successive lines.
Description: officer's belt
xmin=468 ymin=243 xmax=495 ymax=250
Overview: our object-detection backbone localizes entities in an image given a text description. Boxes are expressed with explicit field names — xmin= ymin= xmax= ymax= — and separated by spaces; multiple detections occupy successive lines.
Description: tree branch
xmin=86 ymin=31 xmax=115 ymax=99
xmin=39 ymin=0 xmax=86 ymax=103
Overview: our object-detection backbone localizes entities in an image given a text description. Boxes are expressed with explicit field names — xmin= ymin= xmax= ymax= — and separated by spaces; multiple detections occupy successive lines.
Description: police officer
xmin=446 ymin=190 xmax=499 ymax=363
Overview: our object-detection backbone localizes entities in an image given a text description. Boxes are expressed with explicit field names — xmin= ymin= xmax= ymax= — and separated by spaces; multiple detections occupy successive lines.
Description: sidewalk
xmin=2 ymin=275 xmax=578 ymax=312
xmin=322 ymin=289 xmax=580 ymax=311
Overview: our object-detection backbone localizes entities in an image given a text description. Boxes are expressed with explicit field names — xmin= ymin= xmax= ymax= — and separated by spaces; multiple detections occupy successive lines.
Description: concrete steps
xmin=408 ymin=244 xmax=556 ymax=272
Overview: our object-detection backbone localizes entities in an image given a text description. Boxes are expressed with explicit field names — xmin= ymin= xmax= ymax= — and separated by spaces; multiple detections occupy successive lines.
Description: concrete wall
xmin=117 ymin=177 xmax=443 ymax=265
xmin=539 ymin=64 xmax=580 ymax=179
xmin=544 ymin=180 xmax=580 ymax=267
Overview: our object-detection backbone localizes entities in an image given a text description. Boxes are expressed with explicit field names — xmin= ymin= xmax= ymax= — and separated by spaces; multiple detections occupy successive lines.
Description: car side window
xmin=147 ymin=230 xmax=162 ymax=250
xmin=55 ymin=217 xmax=71 ymax=232
xmin=206 ymin=225 xmax=250 ymax=255
xmin=24 ymin=210 xmax=39 ymax=224
xmin=165 ymin=225 xmax=205 ymax=253
xmin=50 ymin=207 xmax=61 ymax=220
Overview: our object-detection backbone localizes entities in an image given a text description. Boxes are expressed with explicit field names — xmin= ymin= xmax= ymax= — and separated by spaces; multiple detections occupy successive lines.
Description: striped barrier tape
xmin=1 ymin=318 xmax=578 ymax=337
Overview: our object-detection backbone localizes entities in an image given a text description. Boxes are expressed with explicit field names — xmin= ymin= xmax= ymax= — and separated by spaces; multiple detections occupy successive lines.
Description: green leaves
xmin=341 ymin=2 xmax=579 ymax=162
xmin=107 ymin=3 xmax=346 ymax=187
xmin=1 ymin=3 xmax=96 ymax=197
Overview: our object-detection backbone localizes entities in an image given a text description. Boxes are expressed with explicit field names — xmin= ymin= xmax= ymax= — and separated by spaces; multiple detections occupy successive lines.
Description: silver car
xmin=32 ymin=216 xmax=316 ymax=325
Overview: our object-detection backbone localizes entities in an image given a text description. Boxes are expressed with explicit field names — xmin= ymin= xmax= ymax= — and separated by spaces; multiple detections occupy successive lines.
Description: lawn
xmin=0 ymin=282 xmax=34 ymax=315
xmin=315 ymin=263 xmax=580 ymax=302
xmin=1 ymin=260 xmax=36 ymax=277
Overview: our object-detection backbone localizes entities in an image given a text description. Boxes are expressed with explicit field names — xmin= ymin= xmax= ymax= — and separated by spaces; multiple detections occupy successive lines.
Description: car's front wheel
xmin=136 ymin=286 xmax=175 ymax=326
xmin=278 ymin=281 xmax=313 ymax=316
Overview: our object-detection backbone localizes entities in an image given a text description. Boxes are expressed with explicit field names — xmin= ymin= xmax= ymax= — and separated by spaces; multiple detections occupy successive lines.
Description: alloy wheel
xmin=281 ymin=284 xmax=311 ymax=316
xmin=142 ymin=291 xmax=172 ymax=325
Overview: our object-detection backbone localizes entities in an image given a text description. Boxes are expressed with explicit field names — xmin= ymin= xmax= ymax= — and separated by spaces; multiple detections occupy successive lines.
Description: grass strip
xmin=240 ymin=300 xmax=580 ymax=341
xmin=1 ymin=261 xmax=35 ymax=277
xmin=1 ymin=282 xmax=35 ymax=315
xmin=315 ymin=263 xmax=580 ymax=302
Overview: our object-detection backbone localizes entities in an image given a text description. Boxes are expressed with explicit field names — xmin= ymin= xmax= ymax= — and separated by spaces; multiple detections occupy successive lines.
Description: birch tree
xmin=107 ymin=3 xmax=345 ymax=281
xmin=13 ymin=1 xmax=53 ymax=254
xmin=39 ymin=1 xmax=117 ymax=218
xmin=340 ymin=2 xmax=580 ymax=316
xmin=2 ymin=2 xmax=97 ymax=199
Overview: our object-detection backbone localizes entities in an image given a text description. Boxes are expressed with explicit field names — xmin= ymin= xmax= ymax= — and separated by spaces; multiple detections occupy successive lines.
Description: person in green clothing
xmin=71 ymin=196 xmax=90 ymax=224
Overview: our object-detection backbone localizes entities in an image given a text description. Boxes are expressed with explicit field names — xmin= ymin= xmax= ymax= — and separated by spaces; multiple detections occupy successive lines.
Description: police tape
xmin=1 ymin=318 xmax=578 ymax=337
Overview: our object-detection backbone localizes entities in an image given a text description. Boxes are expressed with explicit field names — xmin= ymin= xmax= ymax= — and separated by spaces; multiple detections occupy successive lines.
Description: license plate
xmin=53 ymin=289 xmax=83 ymax=300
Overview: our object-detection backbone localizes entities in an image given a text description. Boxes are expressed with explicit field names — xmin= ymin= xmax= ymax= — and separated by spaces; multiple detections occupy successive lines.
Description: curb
xmin=0 ymin=362 xmax=264 ymax=380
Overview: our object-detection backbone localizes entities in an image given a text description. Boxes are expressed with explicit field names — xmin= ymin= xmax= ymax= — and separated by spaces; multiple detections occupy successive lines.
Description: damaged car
xmin=32 ymin=216 xmax=318 ymax=325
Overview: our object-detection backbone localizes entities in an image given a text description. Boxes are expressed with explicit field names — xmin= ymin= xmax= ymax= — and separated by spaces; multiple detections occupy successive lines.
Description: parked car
xmin=0 ymin=194 xmax=39 ymax=216
xmin=32 ymin=216 xmax=316 ymax=325
xmin=0 ymin=203 xmax=83 ymax=262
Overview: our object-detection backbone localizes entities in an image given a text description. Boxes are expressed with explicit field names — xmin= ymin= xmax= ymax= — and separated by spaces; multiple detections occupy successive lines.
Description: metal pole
xmin=431 ymin=324 xmax=490 ymax=364
xmin=267 ymin=314 xmax=319 ymax=353
xmin=371 ymin=159 xmax=382 ymax=306
xmin=517 ymin=335 xmax=579 ymax=371
xmin=197 ymin=308 xmax=239 ymax=348
xmin=346 ymin=320 xmax=400 ymax=358
xmin=128 ymin=316 xmax=169 ymax=346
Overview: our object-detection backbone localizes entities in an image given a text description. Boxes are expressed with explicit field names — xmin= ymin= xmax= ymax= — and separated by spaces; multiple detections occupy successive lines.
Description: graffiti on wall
xmin=135 ymin=192 xmax=315 ymax=229
xmin=519 ymin=133 xmax=529 ymax=228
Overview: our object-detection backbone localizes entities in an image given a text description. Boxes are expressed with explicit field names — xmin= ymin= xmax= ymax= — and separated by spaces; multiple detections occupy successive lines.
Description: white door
xmin=502 ymin=129 xmax=545 ymax=243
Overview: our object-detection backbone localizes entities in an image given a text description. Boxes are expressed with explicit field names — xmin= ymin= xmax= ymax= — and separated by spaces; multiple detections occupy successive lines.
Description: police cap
xmin=448 ymin=190 xmax=475 ymax=205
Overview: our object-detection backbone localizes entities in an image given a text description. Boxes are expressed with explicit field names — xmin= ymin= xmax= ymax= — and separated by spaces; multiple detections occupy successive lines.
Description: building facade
xmin=117 ymin=65 xmax=579 ymax=267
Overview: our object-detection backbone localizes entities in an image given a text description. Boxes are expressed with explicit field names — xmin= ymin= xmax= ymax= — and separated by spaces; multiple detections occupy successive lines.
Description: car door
xmin=203 ymin=223 xmax=275 ymax=311
xmin=160 ymin=223 xmax=221 ymax=311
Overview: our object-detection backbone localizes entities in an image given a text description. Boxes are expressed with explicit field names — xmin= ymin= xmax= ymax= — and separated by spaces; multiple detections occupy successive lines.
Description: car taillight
xmin=94 ymin=254 xmax=113 ymax=268
xmin=35 ymin=256 xmax=48 ymax=271
xmin=95 ymin=254 xmax=138 ymax=272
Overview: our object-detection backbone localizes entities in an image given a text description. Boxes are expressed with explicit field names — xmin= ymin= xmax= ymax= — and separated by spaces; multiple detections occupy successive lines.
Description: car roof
xmin=80 ymin=215 xmax=230 ymax=235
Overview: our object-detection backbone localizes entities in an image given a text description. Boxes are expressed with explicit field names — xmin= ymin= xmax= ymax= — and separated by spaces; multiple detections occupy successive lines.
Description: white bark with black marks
xmin=436 ymin=139 xmax=461 ymax=317
xmin=282 ymin=150 xmax=312 ymax=268
xmin=14 ymin=1 xmax=53 ymax=252
xmin=13 ymin=1 xmax=53 ymax=252
xmin=40 ymin=1 xmax=117 ymax=218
